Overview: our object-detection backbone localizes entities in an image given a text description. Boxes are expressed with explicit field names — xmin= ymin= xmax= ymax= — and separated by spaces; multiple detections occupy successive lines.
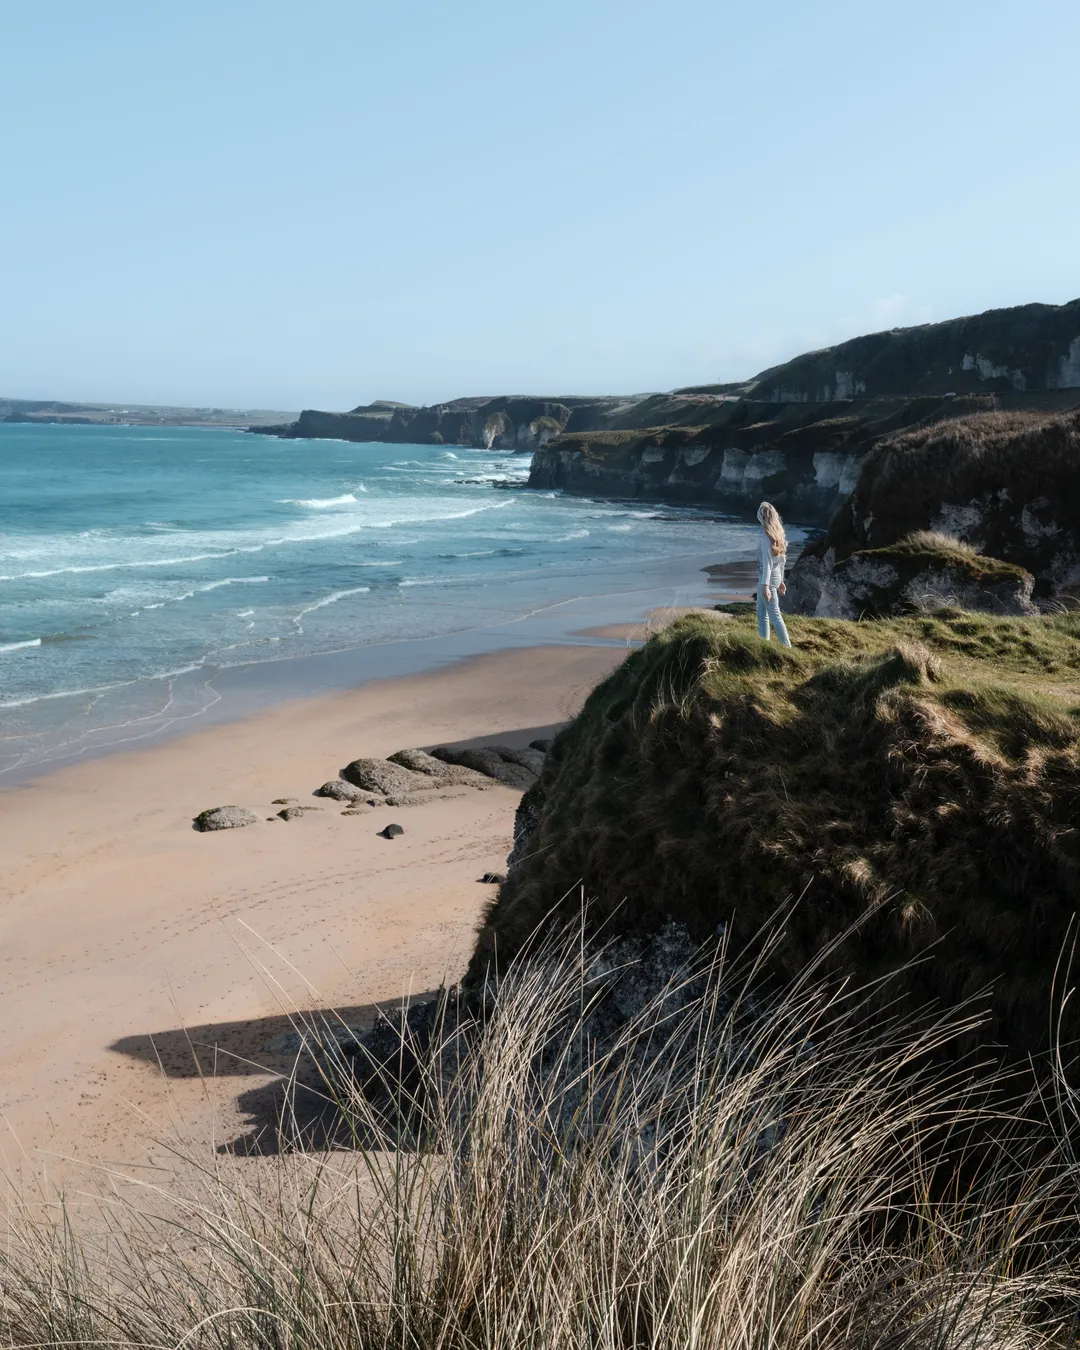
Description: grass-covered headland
xmin=474 ymin=609 xmax=1080 ymax=1063
xmin=9 ymin=609 xmax=1080 ymax=1349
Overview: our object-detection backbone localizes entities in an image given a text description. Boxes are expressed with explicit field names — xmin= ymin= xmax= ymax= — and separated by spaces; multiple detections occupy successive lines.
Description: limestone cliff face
xmin=251 ymin=296 xmax=1080 ymax=529
xmin=785 ymin=408 xmax=1080 ymax=609
xmin=527 ymin=395 xmax=1008 ymax=525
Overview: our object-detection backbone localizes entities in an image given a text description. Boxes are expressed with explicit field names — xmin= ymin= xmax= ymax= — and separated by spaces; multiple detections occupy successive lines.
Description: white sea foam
xmin=0 ymin=497 xmax=514 ymax=583
xmin=0 ymin=551 xmax=245 ymax=582
xmin=292 ymin=585 xmax=372 ymax=630
xmin=0 ymin=638 xmax=42 ymax=653
xmin=282 ymin=493 xmax=358 ymax=509
xmin=236 ymin=609 xmax=255 ymax=618
xmin=199 ymin=576 xmax=271 ymax=592
xmin=555 ymin=529 xmax=590 ymax=541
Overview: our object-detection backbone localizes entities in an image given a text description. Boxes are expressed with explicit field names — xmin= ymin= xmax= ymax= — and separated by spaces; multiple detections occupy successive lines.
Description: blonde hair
xmin=757 ymin=501 xmax=787 ymax=557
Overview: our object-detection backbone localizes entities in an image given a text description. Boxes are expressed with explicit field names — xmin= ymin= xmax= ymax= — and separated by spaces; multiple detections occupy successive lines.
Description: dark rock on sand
xmin=529 ymin=738 xmax=554 ymax=753
xmin=271 ymin=797 xmax=298 ymax=805
xmin=479 ymin=872 xmax=507 ymax=885
xmin=388 ymin=747 xmax=492 ymax=787
xmin=342 ymin=758 xmax=432 ymax=797
xmin=194 ymin=806 xmax=260 ymax=831
xmin=380 ymin=823 xmax=405 ymax=839
xmin=277 ymin=806 xmax=306 ymax=821
xmin=431 ymin=745 xmax=538 ymax=789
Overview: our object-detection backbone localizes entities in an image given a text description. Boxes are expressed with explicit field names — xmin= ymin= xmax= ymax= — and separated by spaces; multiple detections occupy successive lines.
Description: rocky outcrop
xmin=341 ymin=758 xmax=435 ymax=796
xmin=787 ymin=407 xmax=1080 ymax=603
xmin=785 ymin=536 xmax=1037 ymax=618
xmin=387 ymin=748 xmax=492 ymax=788
xmin=430 ymin=744 xmax=541 ymax=790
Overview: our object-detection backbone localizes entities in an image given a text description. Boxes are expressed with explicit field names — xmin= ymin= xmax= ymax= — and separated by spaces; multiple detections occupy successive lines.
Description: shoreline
xmin=2 ymin=552 xmax=740 ymax=789
xmin=0 ymin=638 xmax=632 ymax=1188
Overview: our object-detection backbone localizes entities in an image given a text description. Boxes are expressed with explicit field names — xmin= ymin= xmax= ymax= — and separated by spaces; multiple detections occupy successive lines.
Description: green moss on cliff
xmin=470 ymin=610 xmax=1080 ymax=1059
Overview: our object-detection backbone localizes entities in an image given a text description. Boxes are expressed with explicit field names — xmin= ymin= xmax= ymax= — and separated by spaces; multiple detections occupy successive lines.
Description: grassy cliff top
xmin=471 ymin=610 xmax=1080 ymax=1058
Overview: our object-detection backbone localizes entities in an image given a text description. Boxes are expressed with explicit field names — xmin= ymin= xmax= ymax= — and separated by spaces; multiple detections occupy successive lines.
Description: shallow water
xmin=0 ymin=424 xmax=779 ymax=777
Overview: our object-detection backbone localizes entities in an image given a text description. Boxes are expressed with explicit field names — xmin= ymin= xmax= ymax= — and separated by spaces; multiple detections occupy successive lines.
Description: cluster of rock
xmin=192 ymin=739 xmax=552 ymax=832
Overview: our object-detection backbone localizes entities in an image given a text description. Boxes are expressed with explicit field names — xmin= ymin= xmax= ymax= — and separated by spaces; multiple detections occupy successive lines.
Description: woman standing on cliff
xmin=756 ymin=501 xmax=791 ymax=647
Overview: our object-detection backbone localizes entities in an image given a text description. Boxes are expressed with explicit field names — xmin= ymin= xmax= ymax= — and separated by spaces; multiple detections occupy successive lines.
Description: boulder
xmin=194 ymin=806 xmax=259 ymax=832
xmin=497 ymin=746 xmax=546 ymax=774
xmin=314 ymin=779 xmax=371 ymax=803
xmin=479 ymin=872 xmax=507 ymax=885
xmin=380 ymin=823 xmax=405 ymax=839
xmin=430 ymin=745 xmax=538 ymax=789
xmin=277 ymin=806 xmax=305 ymax=821
xmin=388 ymin=748 xmax=492 ymax=787
xmin=341 ymin=758 xmax=432 ymax=797
xmin=529 ymin=738 xmax=554 ymax=753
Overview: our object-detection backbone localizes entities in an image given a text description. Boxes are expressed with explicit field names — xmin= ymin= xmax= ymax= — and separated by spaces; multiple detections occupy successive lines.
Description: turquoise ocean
xmin=0 ymin=424 xmax=779 ymax=779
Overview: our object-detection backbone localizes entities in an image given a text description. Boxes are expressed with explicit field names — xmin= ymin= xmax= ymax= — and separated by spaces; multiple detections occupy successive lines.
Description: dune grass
xmin=474 ymin=611 xmax=1080 ymax=1062
xmin=2 ymin=927 xmax=1078 ymax=1350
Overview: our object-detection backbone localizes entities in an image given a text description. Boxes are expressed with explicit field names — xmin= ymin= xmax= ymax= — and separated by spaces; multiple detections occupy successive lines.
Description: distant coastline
xmin=0 ymin=397 xmax=296 ymax=429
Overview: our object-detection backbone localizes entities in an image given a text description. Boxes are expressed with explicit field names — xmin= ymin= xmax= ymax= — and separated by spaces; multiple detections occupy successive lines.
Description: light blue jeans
xmin=757 ymin=585 xmax=791 ymax=647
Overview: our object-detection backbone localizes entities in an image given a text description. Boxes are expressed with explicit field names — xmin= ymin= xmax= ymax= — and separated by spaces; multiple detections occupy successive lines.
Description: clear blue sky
xmin=2 ymin=0 xmax=1078 ymax=410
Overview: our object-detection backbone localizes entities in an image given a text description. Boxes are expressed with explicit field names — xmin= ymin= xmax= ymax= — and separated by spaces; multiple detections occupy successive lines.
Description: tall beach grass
xmin=1 ymin=923 xmax=1078 ymax=1350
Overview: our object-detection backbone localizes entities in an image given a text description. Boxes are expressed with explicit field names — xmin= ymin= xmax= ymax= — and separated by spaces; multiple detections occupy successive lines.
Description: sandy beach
xmin=0 ymin=641 xmax=627 ymax=1195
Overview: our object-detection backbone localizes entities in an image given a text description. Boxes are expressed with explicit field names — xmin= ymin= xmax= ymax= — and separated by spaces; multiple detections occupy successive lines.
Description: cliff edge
xmin=468 ymin=610 xmax=1080 ymax=1063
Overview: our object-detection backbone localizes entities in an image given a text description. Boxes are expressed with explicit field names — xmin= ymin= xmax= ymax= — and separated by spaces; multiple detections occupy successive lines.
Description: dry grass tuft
xmin=900 ymin=530 xmax=978 ymax=558
xmin=2 ymin=927 xmax=1078 ymax=1350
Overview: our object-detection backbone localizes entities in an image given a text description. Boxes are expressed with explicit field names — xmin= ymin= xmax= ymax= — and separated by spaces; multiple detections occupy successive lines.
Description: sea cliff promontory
xmin=253 ymin=296 xmax=1080 ymax=526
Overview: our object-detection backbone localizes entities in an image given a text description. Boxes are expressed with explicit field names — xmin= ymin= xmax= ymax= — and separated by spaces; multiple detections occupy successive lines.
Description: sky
xmin=1 ymin=0 xmax=1078 ymax=411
